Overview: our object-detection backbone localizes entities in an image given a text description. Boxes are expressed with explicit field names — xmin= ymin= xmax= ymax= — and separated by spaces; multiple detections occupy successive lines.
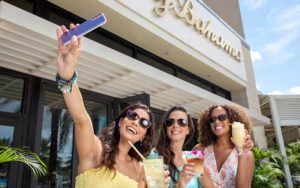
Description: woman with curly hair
xmin=55 ymin=24 xmax=158 ymax=187
xmin=154 ymin=105 xmax=199 ymax=188
xmin=194 ymin=105 xmax=254 ymax=188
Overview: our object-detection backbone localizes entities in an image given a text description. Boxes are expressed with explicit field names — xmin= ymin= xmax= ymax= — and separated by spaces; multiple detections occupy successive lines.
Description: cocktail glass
xmin=185 ymin=150 xmax=205 ymax=177
xmin=232 ymin=121 xmax=246 ymax=155
xmin=143 ymin=156 xmax=166 ymax=188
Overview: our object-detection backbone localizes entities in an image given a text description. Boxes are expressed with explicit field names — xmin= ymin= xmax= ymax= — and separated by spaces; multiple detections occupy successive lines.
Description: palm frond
xmin=0 ymin=146 xmax=47 ymax=179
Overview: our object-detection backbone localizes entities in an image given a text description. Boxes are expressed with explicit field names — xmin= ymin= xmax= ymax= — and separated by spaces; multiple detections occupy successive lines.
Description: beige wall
xmin=252 ymin=126 xmax=268 ymax=149
xmin=231 ymin=44 xmax=268 ymax=148
xmin=242 ymin=45 xmax=262 ymax=113
xmin=203 ymin=0 xmax=245 ymax=38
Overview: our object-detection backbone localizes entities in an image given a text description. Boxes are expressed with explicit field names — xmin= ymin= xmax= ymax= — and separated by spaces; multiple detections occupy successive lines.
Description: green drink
xmin=143 ymin=156 xmax=165 ymax=188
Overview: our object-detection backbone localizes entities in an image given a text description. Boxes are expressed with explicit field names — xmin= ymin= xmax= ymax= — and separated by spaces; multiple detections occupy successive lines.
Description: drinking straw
xmin=128 ymin=140 xmax=146 ymax=160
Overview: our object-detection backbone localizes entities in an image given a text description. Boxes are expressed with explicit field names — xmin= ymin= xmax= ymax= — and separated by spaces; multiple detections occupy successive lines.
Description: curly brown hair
xmin=198 ymin=104 xmax=252 ymax=147
xmin=99 ymin=103 xmax=155 ymax=171
xmin=156 ymin=105 xmax=195 ymax=183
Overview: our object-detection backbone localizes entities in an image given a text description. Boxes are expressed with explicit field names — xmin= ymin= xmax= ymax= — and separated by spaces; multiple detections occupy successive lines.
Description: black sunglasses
xmin=126 ymin=110 xmax=152 ymax=128
xmin=165 ymin=118 xmax=188 ymax=127
xmin=209 ymin=114 xmax=227 ymax=123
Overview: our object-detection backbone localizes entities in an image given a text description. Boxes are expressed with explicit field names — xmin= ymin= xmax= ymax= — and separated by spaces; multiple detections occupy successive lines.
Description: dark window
xmin=177 ymin=71 xmax=213 ymax=92
xmin=136 ymin=53 xmax=175 ymax=75
xmin=0 ymin=74 xmax=24 ymax=113
xmin=150 ymin=108 xmax=165 ymax=144
xmin=4 ymin=0 xmax=34 ymax=13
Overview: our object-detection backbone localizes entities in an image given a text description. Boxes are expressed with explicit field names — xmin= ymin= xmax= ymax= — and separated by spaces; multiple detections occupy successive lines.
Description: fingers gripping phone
xmin=61 ymin=13 xmax=107 ymax=45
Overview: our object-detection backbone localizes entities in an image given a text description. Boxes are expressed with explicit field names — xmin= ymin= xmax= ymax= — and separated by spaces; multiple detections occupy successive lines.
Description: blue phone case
xmin=61 ymin=13 xmax=107 ymax=45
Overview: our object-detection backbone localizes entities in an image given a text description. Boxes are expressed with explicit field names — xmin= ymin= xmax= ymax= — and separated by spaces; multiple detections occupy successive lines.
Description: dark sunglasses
xmin=165 ymin=118 xmax=188 ymax=127
xmin=209 ymin=114 xmax=227 ymax=123
xmin=126 ymin=110 xmax=152 ymax=128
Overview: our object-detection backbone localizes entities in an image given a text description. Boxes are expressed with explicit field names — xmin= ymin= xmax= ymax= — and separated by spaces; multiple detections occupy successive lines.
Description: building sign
xmin=154 ymin=0 xmax=242 ymax=62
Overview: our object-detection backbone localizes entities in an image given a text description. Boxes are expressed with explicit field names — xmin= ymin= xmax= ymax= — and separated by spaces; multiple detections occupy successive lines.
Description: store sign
xmin=154 ymin=0 xmax=242 ymax=62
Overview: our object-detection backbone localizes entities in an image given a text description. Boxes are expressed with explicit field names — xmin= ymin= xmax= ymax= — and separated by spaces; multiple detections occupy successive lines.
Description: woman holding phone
xmin=55 ymin=24 xmax=161 ymax=187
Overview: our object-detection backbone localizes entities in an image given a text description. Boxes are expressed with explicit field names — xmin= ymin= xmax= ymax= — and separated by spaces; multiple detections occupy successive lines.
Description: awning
xmin=0 ymin=2 xmax=269 ymax=125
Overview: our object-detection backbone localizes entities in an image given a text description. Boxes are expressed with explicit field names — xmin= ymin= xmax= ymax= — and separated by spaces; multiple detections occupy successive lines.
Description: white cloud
xmin=279 ymin=4 xmax=300 ymax=21
xmin=243 ymin=0 xmax=268 ymax=10
xmin=267 ymin=90 xmax=283 ymax=95
xmin=289 ymin=87 xmax=300 ymax=94
xmin=250 ymin=50 xmax=262 ymax=64
xmin=272 ymin=4 xmax=300 ymax=32
xmin=263 ymin=31 xmax=299 ymax=54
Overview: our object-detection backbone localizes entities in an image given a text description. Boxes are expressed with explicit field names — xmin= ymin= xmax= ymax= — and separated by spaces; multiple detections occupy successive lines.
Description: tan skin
xmin=194 ymin=106 xmax=254 ymax=188
xmin=56 ymin=24 xmax=154 ymax=187
xmin=166 ymin=111 xmax=196 ymax=188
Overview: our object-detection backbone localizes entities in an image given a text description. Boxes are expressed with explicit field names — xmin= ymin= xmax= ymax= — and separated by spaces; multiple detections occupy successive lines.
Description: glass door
xmin=37 ymin=82 xmax=112 ymax=188
xmin=0 ymin=72 xmax=26 ymax=188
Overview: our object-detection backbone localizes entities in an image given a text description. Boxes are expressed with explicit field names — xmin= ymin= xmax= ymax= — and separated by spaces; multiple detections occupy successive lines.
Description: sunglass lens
xmin=126 ymin=110 xmax=138 ymax=120
xmin=219 ymin=114 xmax=227 ymax=121
xmin=209 ymin=116 xmax=216 ymax=123
xmin=140 ymin=119 xmax=151 ymax=128
xmin=166 ymin=119 xmax=175 ymax=127
xmin=178 ymin=119 xmax=188 ymax=127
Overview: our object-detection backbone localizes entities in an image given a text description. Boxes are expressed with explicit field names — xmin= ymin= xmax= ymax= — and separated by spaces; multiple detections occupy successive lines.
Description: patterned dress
xmin=203 ymin=145 xmax=238 ymax=188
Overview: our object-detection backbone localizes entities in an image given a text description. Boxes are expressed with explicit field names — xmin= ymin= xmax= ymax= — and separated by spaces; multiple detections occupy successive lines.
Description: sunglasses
xmin=209 ymin=114 xmax=227 ymax=123
xmin=126 ymin=110 xmax=152 ymax=128
xmin=165 ymin=118 xmax=188 ymax=127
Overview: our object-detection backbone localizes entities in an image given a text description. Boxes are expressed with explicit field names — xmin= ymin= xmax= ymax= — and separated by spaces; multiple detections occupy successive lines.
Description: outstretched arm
xmin=56 ymin=24 xmax=102 ymax=173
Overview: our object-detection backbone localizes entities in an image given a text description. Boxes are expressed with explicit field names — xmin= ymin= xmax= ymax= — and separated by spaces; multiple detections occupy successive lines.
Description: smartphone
xmin=61 ymin=13 xmax=107 ymax=45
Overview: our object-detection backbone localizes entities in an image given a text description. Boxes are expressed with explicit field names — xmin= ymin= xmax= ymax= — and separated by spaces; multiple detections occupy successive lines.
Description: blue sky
xmin=239 ymin=0 xmax=300 ymax=95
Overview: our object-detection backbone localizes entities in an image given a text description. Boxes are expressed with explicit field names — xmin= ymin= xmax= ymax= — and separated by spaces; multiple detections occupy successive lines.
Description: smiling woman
xmin=194 ymin=104 xmax=254 ymax=188
xmin=54 ymin=24 xmax=158 ymax=187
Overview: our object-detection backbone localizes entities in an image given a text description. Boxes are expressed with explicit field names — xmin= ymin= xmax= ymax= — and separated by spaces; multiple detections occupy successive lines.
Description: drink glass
xmin=185 ymin=150 xmax=205 ymax=177
xmin=232 ymin=121 xmax=246 ymax=154
xmin=143 ymin=156 xmax=165 ymax=188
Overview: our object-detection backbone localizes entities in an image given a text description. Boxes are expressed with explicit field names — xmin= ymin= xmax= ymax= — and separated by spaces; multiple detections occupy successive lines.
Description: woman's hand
xmin=56 ymin=24 xmax=82 ymax=80
xmin=199 ymin=168 xmax=216 ymax=188
xmin=231 ymin=129 xmax=254 ymax=155
xmin=176 ymin=163 xmax=196 ymax=188
xmin=164 ymin=165 xmax=171 ymax=188
xmin=242 ymin=134 xmax=254 ymax=155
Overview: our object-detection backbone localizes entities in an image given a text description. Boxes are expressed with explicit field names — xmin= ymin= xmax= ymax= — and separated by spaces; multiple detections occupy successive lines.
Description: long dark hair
xmin=198 ymin=104 xmax=252 ymax=147
xmin=99 ymin=103 xmax=155 ymax=171
xmin=156 ymin=105 xmax=194 ymax=183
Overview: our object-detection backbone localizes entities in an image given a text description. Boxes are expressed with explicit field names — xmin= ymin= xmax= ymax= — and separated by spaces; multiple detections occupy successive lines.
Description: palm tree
xmin=0 ymin=145 xmax=47 ymax=179
xmin=252 ymin=147 xmax=285 ymax=188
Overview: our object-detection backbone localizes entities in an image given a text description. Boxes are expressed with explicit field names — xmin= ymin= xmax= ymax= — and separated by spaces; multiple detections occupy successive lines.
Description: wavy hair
xmin=198 ymin=104 xmax=252 ymax=147
xmin=156 ymin=105 xmax=194 ymax=183
xmin=99 ymin=103 xmax=155 ymax=171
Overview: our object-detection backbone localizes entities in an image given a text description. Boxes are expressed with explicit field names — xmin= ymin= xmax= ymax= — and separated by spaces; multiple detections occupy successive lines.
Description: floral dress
xmin=204 ymin=145 xmax=238 ymax=188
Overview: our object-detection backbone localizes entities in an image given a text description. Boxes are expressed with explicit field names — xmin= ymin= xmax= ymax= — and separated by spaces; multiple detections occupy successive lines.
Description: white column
xmin=269 ymin=96 xmax=293 ymax=188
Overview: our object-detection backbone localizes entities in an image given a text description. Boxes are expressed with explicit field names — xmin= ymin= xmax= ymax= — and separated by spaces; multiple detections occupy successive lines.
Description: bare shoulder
xmin=137 ymin=161 xmax=146 ymax=181
xmin=193 ymin=143 xmax=205 ymax=151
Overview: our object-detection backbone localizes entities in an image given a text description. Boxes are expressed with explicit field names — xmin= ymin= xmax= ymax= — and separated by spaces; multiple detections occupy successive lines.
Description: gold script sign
xmin=154 ymin=0 xmax=242 ymax=62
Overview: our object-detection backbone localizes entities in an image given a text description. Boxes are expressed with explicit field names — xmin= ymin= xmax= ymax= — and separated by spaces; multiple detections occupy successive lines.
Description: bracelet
xmin=238 ymin=151 xmax=249 ymax=156
xmin=56 ymin=71 xmax=78 ymax=93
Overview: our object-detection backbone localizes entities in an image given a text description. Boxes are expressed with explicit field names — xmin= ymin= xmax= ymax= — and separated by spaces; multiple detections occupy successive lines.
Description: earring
xmin=140 ymin=140 xmax=143 ymax=147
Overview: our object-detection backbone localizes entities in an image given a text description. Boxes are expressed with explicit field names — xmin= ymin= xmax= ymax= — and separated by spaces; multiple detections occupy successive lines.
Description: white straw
xmin=128 ymin=140 xmax=146 ymax=160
